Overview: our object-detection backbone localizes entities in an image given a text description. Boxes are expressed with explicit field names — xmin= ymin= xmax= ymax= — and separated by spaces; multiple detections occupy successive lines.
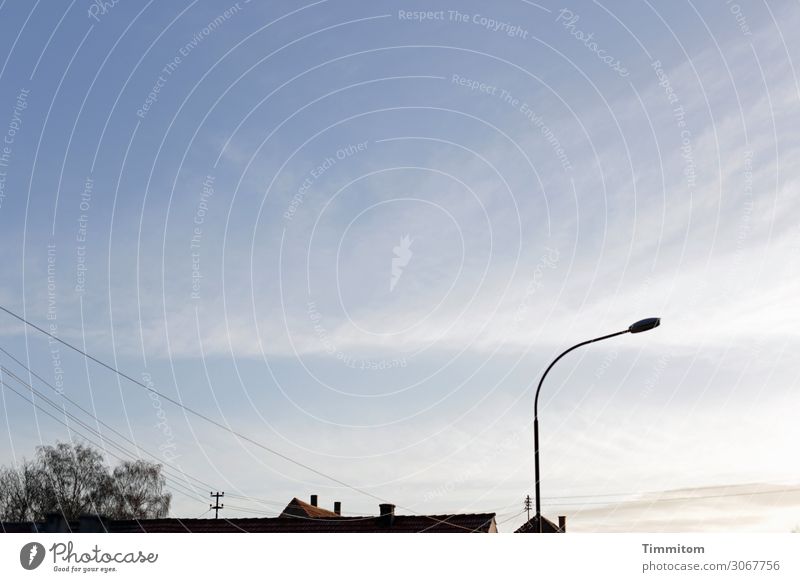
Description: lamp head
xmin=629 ymin=317 xmax=661 ymax=334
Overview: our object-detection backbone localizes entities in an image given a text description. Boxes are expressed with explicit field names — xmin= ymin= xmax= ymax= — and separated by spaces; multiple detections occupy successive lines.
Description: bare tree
xmin=0 ymin=459 xmax=46 ymax=521
xmin=0 ymin=441 xmax=171 ymax=522
xmin=36 ymin=442 xmax=108 ymax=520
xmin=100 ymin=460 xmax=171 ymax=519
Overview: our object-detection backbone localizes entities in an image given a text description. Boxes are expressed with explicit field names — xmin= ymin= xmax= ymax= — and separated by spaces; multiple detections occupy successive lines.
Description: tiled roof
xmin=1 ymin=498 xmax=498 ymax=533
xmin=105 ymin=513 xmax=497 ymax=533
xmin=280 ymin=497 xmax=340 ymax=519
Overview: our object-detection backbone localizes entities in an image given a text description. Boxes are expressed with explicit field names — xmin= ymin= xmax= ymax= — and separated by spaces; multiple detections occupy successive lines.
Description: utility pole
xmin=524 ymin=494 xmax=532 ymax=522
xmin=210 ymin=491 xmax=224 ymax=519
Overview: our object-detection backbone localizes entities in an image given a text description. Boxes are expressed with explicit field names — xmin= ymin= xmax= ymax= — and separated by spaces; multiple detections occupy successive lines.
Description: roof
xmin=1 ymin=499 xmax=497 ymax=533
xmin=1 ymin=522 xmax=37 ymax=533
xmin=280 ymin=497 xmax=340 ymax=519
xmin=514 ymin=515 xmax=563 ymax=533
xmin=104 ymin=513 xmax=497 ymax=533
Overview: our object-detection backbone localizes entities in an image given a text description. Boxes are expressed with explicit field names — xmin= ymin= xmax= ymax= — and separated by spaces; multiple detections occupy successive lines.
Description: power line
xmin=0 ymin=305 xmax=377 ymax=497
xmin=2 ymin=355 xmax=483 ymax=530
xmin=0 ymin=380 xmax=210 ymax=522
xmin=224 ymin=493 xmax=286 ymax=506
xmin=0 ymin=360 xmax=214 ymax=498
xmin=498 ymin=509 xmax=527 ymax=526
xmin=0 ymin=374 xmax=210 ymax=507
xmin=548 ymin=486 xmax=800 ymax=507
xmin=0 ymin=306 xmax=485 ymax=532
xmin=4 ymin=314 xmax=794 ymax=529
xmin=543 ymin=479 xmax=800 ymax=505
xmin=0 ymin=378 xmax=205 ymax=506
xmin=0 ymin=351 xmax=218 ymax=496
xmin=223 ymin=504 xmax=276 ymax=516
xmin=2 ymin=353 xmax=369 ymax=521
xmin=1 ymin=350 xmax=316 ymax=521
xmin=14 ymin=376 xmax=449 ymax=528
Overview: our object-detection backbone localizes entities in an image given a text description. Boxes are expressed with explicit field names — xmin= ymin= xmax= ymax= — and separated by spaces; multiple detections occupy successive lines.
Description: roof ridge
xmin=280 ymin=497 xmax=340 ymax=518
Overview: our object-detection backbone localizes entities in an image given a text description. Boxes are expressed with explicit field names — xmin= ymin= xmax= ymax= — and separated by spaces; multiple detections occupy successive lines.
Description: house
xmin=514 ymin=514 xmax=566 ymax=533
xmin=1 ymin=495 xmax=497 ymax=533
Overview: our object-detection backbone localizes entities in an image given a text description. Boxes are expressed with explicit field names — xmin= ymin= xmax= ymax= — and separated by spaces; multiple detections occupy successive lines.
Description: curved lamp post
xmin=533 ymin=317 xmax=660 ymax=532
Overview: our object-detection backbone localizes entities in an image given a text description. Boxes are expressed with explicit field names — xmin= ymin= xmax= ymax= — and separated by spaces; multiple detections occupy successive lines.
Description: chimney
xmin=558 ymin=515 xmax=567 ymax=532
xmin=378 ymin=503 xmax=395 ymax=527
xmin=310 ymin=494 xmax=318 ymax=507
xmin=334 ymin=501 xmax=341 ymax=515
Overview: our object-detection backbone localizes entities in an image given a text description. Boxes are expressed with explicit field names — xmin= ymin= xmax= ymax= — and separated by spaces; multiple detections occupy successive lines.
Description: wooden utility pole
xmin=210 ymin=491 xmax=224 ymax=519
xmin=524 ymin=494 xmax=532 ymax=522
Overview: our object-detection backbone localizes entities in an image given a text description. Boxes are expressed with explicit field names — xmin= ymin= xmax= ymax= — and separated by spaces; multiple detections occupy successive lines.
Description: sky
xmin=0 ymin=0 xmax=798 ymax=532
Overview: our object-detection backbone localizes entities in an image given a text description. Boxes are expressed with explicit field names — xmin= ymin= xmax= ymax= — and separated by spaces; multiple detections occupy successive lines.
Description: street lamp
xmin=532 ymin=317 xmax=660 ymax=532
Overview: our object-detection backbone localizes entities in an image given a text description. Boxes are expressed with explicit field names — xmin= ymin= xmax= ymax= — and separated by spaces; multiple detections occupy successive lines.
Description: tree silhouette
xmin=0 ymin=441 xmax=170 ymax=521
xmin=98 ymin=460 xmax=171 ymax=519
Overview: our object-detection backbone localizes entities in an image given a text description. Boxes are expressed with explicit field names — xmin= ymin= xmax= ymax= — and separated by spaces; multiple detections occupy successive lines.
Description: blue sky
xmin=1 ymin=0 xmax=799 ymax=531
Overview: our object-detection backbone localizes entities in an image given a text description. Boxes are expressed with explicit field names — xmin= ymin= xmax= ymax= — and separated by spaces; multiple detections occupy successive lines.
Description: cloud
xmin=563 ymin=483 xmax=800 ymax=532
xmin=78 ymin=5 xmax=794 ymax=364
